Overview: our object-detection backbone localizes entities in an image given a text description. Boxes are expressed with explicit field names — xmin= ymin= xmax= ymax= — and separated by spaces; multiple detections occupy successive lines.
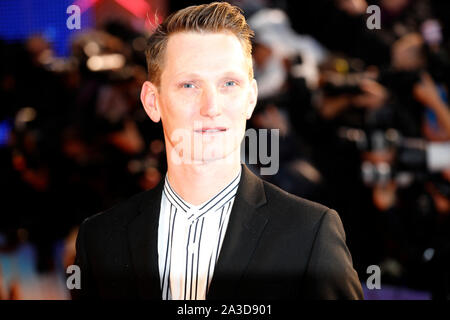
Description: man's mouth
xmin=194 ymin=127 xmax=228 ymax=133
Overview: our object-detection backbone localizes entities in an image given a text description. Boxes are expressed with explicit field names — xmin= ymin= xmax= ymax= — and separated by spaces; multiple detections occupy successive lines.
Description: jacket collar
xmin=127 ymin=178 xmax=164 ymax=300
xmin=127 ymin=164 xmax=268 ymax=300
xmin=206 ymin=164 xmax=268 ymax=299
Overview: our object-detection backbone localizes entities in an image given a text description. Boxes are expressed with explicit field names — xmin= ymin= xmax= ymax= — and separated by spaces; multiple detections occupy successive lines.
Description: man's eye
xmin=183 ymin=83 xmax=195 ymax=89
xmin=224 ymin=81 xmax=236 ymax=87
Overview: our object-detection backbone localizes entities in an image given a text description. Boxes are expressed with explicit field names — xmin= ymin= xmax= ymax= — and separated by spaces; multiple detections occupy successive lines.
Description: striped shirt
xmin=157 ymin=168 xmax=241 ymax=300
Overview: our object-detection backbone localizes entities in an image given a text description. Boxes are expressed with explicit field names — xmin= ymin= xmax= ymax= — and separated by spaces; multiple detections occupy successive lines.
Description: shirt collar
xmin=163 ymin=167 xmax=241 ymax=220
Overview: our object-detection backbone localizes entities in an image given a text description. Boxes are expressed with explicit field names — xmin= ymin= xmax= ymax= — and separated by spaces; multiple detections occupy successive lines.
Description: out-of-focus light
xmin=115 ymin=0 xmax=150 ymax=18
xmin=144 ymin=157 xmax=158 ymax=168
xmin=377 ymin=162 xmax=391 ymax=184
xmin=335 ymin=58 xmax=349 ymax=74
xmin=377 ymin=162 xmax=390 ymax=175
xmin=87 ymin=55 xmax=102 ymax=71
xmin=291 ymin=159 xmax=322 ymax=184
xmin=0 ymin=119 xmax=12 ymax=147
xmin=395 ymin=172 xmax=414 ymax=187
xmin=362 ymin=161 xmax=375 ymax=184
xmin=74 ymin=0 xmax=101 ymax=14
xmin=385 ymin=128 xmax=400 ymax=144
xmin=128 ymin=159 xmax=142 ymax=174
xmin=83 ymin=41 xmax=100 ymax=56
xmin=12 ymin=153 xmax=26 ymax=172
xmin=423 ymin=248 xmax=435 ymax=261
xmin=37 ymin=49 xmax=53 ymax=65
xmin=15 ymin=107 xmax=37 ymax=130
xmin=47 ymin=57 xmax=78 ymax=72
xmin=150 ymin=139 xmax=164 ymax=154
xmin=86 ymin=54 xmax=125 ymax=71
xmin=348 ymin=128 xmax=364 ymax=142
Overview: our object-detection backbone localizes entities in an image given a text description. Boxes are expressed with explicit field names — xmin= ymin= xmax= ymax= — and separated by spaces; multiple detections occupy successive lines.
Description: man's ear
xmin=140 ymin=81 xmax=161 ymax=123
xmin=246 ymin=78 xmax=258 ymax=120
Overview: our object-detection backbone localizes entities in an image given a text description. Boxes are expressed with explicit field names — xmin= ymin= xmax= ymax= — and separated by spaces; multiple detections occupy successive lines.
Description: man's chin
xmin=192 ymin=153 xmax=228 ymax=164
xmin=191 ymin=147 xmax=234 ymax=164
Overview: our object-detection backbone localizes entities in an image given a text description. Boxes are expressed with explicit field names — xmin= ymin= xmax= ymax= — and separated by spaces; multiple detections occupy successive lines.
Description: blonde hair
xmin=145 ymin=2 xmax=254 ymax=86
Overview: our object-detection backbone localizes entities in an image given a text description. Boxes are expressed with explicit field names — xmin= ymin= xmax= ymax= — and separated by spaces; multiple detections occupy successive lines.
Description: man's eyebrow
xmin=173 ymin=72 xmax=201 ymax=79
xmin=173 ymin=71 xmax=246 ymax=80
xmin=221 ymin=71 xmax=246 ymax=79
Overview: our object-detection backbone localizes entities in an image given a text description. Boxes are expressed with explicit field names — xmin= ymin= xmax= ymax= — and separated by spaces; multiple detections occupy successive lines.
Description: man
xmin=73 ymin=2 xmax=363 ymax=300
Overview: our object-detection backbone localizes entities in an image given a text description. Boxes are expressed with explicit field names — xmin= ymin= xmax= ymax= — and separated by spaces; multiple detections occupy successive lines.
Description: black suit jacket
xmin=73 ymin=164 xmax=363 ymax=300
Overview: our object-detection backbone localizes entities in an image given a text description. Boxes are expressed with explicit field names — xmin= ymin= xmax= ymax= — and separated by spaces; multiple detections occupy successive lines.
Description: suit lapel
xmin=125 ymin=164 xmax=269 ymax=300
xmin=207 ymin=165 xmax=269 ymax=300
xmin=127 ymin=180 xmax=164 ymax=300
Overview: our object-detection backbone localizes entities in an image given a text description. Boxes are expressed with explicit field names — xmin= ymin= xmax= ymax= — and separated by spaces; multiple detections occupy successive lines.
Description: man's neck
xmin=166 ymin=152 xmax=241 ymax=206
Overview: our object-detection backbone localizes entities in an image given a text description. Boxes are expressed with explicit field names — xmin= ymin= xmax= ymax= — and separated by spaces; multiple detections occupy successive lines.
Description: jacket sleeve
xmin=71 ymin=218 xmax=96 ymax=299
xmin=302 ymin=209 xmax=364 ymax=299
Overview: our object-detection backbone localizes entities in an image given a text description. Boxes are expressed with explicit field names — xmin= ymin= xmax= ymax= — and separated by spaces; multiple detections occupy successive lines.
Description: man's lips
xmin=194 ymin=127 xmax=228 ymax=133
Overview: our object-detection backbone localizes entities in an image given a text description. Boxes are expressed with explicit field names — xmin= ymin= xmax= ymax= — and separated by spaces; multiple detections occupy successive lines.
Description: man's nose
xmin=200 ymin=85 xmax=221 ymax=118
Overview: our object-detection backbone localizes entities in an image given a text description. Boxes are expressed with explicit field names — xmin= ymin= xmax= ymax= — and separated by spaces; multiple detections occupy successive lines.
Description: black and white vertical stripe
xmin=157 ymin=169 xmax=241 ymax=300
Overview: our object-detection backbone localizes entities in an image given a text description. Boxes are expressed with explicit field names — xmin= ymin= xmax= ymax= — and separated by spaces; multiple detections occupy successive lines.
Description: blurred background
xmin=1 ymin=0 xmax=449 ymax=300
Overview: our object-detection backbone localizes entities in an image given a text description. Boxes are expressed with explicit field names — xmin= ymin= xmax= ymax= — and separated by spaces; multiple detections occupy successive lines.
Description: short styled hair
xmin=145 ymin=2 xmax=255 ymax=87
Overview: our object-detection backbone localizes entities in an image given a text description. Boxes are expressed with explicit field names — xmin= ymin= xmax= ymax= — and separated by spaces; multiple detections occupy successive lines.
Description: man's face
xmin=142 ymin=31 xmax=257 ymax=164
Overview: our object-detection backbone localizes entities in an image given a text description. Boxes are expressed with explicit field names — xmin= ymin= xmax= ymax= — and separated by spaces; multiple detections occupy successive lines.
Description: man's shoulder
xmin=259 ymin=178 xmax=335 ymax=228
xmin=81 ymin=186 xmax=161 ymax=231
